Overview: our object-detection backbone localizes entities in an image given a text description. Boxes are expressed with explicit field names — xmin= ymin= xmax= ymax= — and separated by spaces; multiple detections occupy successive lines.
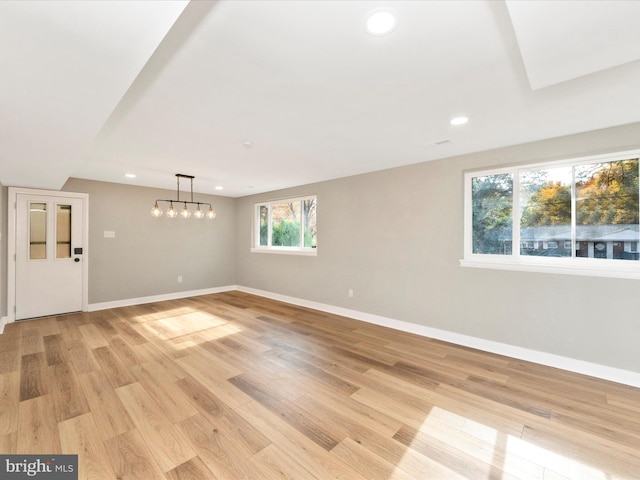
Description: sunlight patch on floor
xmin=393 ymin=406 xmax=613 ymax=480
xmin=129 ymin=306 xmax=244 ymax=353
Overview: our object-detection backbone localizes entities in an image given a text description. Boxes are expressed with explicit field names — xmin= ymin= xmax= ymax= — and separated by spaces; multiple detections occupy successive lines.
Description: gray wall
xmin=0 ymin=184 xmax=6 ymax=318
xmin=63 ymin=178 xmax=236 ymax=304
xmin=235 ymin=122 xmax=640 ymax=374
xmin=2 ymin=123 xmax=639 ymax=373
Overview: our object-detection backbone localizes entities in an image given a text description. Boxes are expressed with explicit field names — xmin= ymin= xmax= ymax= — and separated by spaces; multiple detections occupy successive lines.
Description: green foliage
xmin=272 ymin=220 xmax=301 ymax=247
xmin=472 ymin=174 xmax=512 ymax=254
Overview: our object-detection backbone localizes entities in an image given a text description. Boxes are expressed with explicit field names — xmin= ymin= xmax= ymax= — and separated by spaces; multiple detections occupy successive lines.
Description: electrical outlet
xmin=178 ymin=276 xmax=183 ymax=283
xmin=348 ymin=289 xmax=354 ymax=298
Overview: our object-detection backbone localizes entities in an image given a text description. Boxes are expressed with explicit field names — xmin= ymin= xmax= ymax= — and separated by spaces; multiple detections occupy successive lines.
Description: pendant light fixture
xmin=151 ymin=174 xmax=216 ymax=219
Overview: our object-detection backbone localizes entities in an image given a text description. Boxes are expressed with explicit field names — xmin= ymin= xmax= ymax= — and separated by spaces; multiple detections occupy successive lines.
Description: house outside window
xmin=252 ymin=195 xmax=317 ymax=255
xmin=462 ymin=150 xmax=640 ymax=279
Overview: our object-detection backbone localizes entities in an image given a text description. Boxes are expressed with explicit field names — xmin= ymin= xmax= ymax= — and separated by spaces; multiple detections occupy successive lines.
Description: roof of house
xmin=501 ymin=225 xmax=639 ymax=242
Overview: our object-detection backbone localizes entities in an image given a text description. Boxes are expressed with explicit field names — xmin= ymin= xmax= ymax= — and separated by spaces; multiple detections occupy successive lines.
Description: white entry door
xmin=15 ymin=194 xmax=85 ymax=320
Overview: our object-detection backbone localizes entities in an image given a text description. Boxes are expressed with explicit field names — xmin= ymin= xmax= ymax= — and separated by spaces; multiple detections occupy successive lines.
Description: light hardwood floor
xmin=1 ymin=291 xmax=640 ymax=479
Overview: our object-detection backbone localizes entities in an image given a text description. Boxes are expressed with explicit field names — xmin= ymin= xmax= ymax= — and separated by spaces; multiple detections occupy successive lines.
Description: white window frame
xmin=461 ymin=149 xmax=640 ymax=280
xmin=251 ymin=195 xmax=317 ymax=256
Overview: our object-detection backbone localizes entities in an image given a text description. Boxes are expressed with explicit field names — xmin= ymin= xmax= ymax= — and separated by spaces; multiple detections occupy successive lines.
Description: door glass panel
xmin=29 ymin=202 xmax=47 ymax=260
xmin=56 ymin=204 xmax=72 ymax=258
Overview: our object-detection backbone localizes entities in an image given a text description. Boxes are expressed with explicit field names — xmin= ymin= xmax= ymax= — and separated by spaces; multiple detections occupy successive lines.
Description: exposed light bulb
xmin=181 ymin=203 xmax=191 ymax=218
xmin=207 ymin=206 xmax=216 ymax=219
xmin=166 ymin=202 xmax=178 ymax=218
xmin=151 ymin=202 xmax=163 ymax=217
xmin=194 ymin=204 xmax=204 ymax=219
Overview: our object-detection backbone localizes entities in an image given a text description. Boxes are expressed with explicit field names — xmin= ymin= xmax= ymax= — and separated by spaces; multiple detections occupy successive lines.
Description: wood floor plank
xmin=229 ymin=373 xmax=344 ymax=451
xmin=48 ymin=361 xmax=91 ymax=422
xmin=133 ymin=343 xmax=188 ymax=381
xmin=58 ymin=413 xmax=117 ymax=480
xmin=393 ymin=424 xmax=519 ymax=480
xmin=44 ymin=333 xmax=68 ymax=366
xmin=116 ymin=382 xmax=196 ymax=472
xmin=250 ymin=443 xmax=318 ymax=480
xmin=78 ymin=323 xmax=110 ymax=349
xmin=347 ymin=427 xmax=468 ymax=480
xmin=331 ymin=437 xmax=416 ymax=480
xmin=130 ymin=362 xmax=198 ymax=424
xmin=19 ymin=352 xmax=47 ymax=401
xmin=0 ymin=431 xmax=17 ymax=454
xmin=5 ymin=292 xmax=640 ymax=479
xmin=175 ymin=345 xmax=242 ymax=382
xmin=21 ymin=327 xmax=44 ymax=355
xmin=109 ymin=336 xmax=144 ymax=367
xmin=93 ymin=345 xmax=136 ymax=388
xmin=79 ymin=370 xmax=135 ymax=441
xmin=177 ymin=413 xmax=264 ymax=480
xmin=235 ymin=400 xmax=371 ymax=480
xmin=65 ymin=338 xmax=101 ymax=374
xmin=17 ymin=395 xmax=61 ymax=454
xmin=103 ymin=429 xmax=166 ymax=480
xmin=165 ymin=456 xmax=217 ymax=480
xmin=0 ymin=372 xmax=19 ymax=435
xmin=0 ymin=347 xmax=20 ymax=375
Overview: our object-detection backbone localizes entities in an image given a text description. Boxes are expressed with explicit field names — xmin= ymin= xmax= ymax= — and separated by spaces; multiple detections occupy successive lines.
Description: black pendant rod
xmin=154 ymin=173 xmax=213 ymax=208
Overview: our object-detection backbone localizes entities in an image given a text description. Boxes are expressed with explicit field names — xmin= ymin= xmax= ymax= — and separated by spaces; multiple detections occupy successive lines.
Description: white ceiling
xmin=3 ymin=0 xmax=640 ymax=197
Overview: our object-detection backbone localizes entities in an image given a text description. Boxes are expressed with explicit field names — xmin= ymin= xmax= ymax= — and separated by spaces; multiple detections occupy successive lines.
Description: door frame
xmin=7 ymin=187 xmax=89 ymax=323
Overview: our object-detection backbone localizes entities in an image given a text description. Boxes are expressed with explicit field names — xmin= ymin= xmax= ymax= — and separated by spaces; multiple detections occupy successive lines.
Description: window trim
xmin=251 ymin=194 xmax=317 ymax=256
xmin=461 ymin=149 xmax=640 ymax=280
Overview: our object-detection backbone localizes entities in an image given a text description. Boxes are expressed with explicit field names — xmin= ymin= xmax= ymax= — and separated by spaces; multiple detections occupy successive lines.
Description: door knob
xmin=74 ymin=258 xmax=80 ymax=262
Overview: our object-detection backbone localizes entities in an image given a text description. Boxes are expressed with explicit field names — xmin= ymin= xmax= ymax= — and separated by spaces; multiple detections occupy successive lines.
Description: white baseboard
xmin=0 ymin=317 xmax=7 ymax=334
xmin=88 ymin=285 xmax=238 ymax=312
xmin=236 ymin=286 xmax=640 ymax=389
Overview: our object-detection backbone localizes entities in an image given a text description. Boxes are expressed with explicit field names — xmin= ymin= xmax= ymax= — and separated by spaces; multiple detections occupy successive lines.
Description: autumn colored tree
xmin=521 ymin=158 xmax=639 ymax=227
xmin=520 ymin=181 xmax=571 ymax=226
xmin=576 ymin=159 xmax=638 ymax=225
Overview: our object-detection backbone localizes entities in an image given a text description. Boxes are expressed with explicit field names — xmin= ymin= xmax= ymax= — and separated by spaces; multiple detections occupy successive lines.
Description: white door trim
xmin=7 ymin=187 xmax=89 ymax=323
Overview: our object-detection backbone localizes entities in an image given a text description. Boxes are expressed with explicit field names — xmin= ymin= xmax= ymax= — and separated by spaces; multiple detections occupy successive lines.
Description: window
xmin=462 ymin=150 xmax=640 ymax=279
xmin=252 ymin=195 xmax=317 ymax=255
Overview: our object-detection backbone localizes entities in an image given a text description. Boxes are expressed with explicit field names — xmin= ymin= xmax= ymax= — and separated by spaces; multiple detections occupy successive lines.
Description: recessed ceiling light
xmin=125 ymin=173 xmax=136 ymax=178
xmin=365 ymin=10 xmax=398 ymax=36
xmin=450 ymin=116 xmax=469 ymax=126
xmin=215 ymin=186 xmax=223 ymax=190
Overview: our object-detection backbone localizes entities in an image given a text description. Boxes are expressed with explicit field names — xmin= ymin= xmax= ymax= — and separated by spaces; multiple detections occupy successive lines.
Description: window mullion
xmin=512 ymin=170 xmax=521 ymax=259
xmin=299 ymin=200 xmax=305 ymax=248
xmin=571 ymin=166 xmax=577 ymax=258
xmin=267 ymin=204 xmax=273 ymax=247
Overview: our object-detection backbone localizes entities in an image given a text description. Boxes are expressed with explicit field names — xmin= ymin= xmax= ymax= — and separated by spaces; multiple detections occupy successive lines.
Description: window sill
xmin=460 ymin=256 xmax=640 ymax=280
xmin=251 ymin=247 xmax=317 ymax=256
